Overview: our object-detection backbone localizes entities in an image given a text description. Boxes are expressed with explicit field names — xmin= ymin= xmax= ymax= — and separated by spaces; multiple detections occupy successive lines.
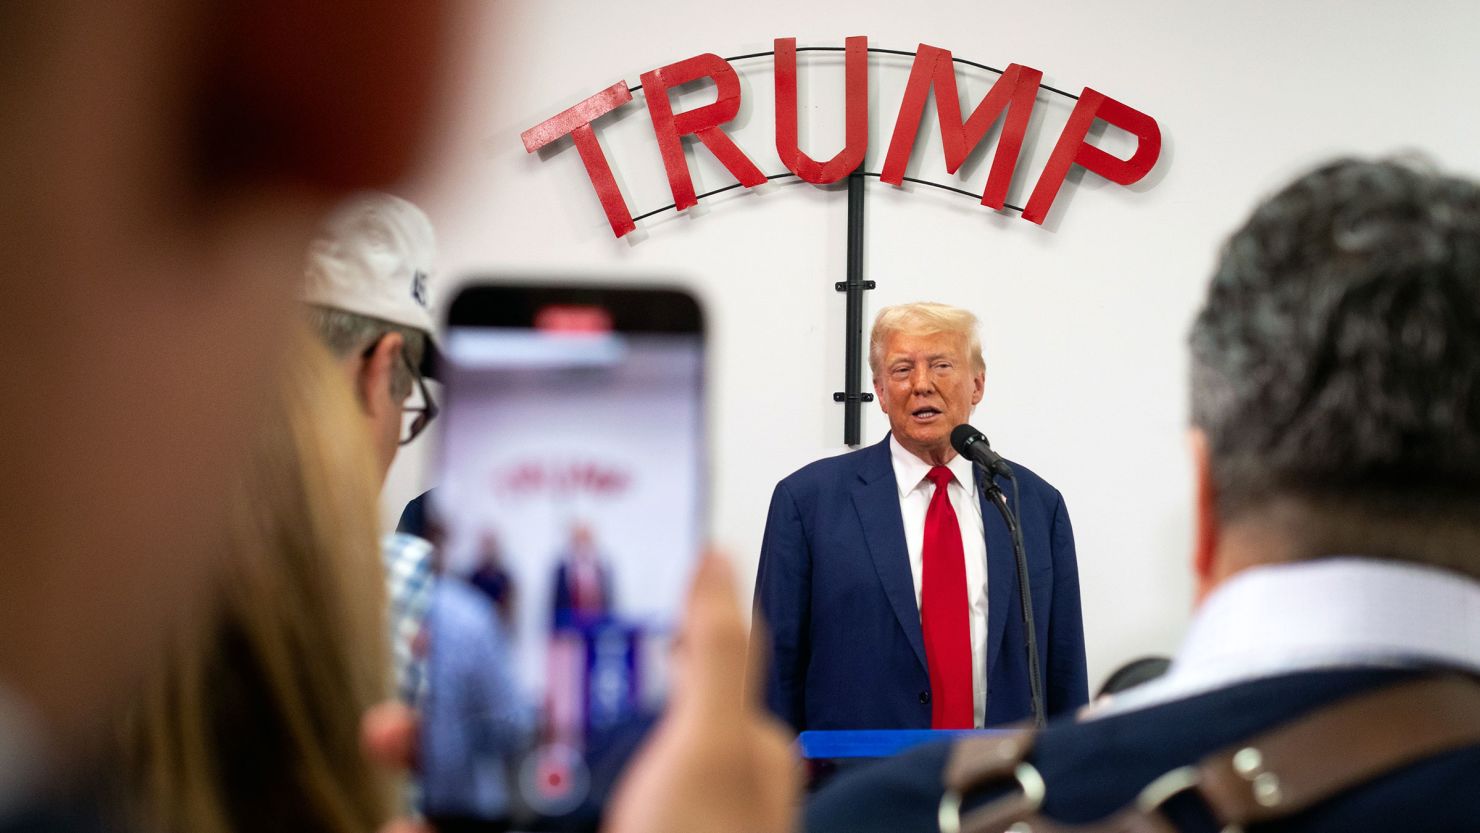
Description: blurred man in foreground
xmin=306 ymin=192 xmax=442 ymax=487
xmin=0 ymin=0 xmax=449 ymax=823
xmin=304 ymin=191 xmax=443 ymax=707
xmin=301 ymin=193 xmax=537 ymax=820
xmin=803 ymin=159 xmax=1480 ymax=831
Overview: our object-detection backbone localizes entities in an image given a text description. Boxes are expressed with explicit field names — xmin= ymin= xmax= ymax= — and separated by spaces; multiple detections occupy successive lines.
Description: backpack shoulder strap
xmin=940 ymin=675 xmax=1480 ymax=833
xmin=1191 ymin=674 xmax=1480 ymax=828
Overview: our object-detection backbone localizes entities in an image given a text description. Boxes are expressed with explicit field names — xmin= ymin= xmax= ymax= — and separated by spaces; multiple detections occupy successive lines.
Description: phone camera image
xmin=419 ymin=285 xmax=705 ymax=829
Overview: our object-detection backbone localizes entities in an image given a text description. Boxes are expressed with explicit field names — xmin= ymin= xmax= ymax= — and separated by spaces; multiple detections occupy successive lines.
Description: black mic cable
xmin=952 ymin=424 xmax=1046 ymax=727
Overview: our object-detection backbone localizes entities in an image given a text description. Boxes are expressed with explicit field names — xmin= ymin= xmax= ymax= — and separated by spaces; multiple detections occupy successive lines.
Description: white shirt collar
xmin=1092 ymin=558 xmax=1480 ymax=719
xmin=888 ymin=434 xmax=977 ymax=499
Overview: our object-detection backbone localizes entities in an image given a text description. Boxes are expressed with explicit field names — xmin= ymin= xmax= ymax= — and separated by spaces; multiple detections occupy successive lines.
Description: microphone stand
xmin=982 ymin=473 xmax=1046 ymax=727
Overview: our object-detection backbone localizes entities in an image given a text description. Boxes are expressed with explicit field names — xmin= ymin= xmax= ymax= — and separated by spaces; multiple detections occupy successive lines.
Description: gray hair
xmin=306 ymin=305 xmax=426 ymax=399
xmin=1189 ymin=158 xmax=1480 ymax=573
xmin=869 ymin=302 xmax=985 ymax=380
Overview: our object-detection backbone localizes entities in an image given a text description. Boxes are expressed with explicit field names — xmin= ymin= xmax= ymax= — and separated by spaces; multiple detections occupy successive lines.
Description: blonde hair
xmin=115 ymin=329 xmax=393 ymax=833
xmin=869 ymin=302 xmax=985 ymax=379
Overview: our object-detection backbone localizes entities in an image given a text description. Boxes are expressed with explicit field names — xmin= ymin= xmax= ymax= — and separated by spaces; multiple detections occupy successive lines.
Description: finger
xmin=360 ymin=700 xmax=418 ymax=770
xmin=752 ymin=719 xmax=805 ymax=826
xmin=378 ymin=820 xmax=435 ymax=833
xmin=744 ymin=612 xmax=772 ymax=711
xmin=679 ymin=552 xmax=749 ymax=721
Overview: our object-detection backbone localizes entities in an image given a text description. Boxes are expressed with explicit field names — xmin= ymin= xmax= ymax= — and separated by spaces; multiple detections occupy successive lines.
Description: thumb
xmin=675 ymin=553 xmax=749 ymax=722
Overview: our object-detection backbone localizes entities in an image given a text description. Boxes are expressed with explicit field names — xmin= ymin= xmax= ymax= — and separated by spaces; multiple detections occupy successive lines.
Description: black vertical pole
xmin=835 ymin=166 xmax=874 ymax=447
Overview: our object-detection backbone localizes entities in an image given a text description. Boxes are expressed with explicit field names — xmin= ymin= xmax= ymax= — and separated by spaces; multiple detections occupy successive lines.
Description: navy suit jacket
xmin=551 ymin=559 xmax=614 ymax=630
xmin=397 ymin=488 xmax=434 ymax=538
xmin=805 ymin=668 xmax=1480 ymax=832
xmin=753 ymin=435 xmax=1089 ymax=731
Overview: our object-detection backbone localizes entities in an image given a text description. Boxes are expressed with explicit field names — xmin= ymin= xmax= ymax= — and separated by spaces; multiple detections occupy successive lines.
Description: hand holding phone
xmin=604 ymin=554 xmax=800 ymax=833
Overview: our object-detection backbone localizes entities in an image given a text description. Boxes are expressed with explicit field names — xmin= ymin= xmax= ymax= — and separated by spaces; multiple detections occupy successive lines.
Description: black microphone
xmin=950 ymin=424 xmax=1014 ymax=479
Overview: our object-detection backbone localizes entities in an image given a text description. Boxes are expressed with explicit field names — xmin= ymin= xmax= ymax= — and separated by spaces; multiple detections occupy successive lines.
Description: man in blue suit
xmin=803 ymin=159 xmax=1480 ymax=831
xmin=754 ymin=302 xmax=1088 ymax=732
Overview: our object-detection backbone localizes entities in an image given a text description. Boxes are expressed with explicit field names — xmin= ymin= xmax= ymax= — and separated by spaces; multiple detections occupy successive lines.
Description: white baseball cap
xmin=304 ymin=191 xmax=442 ymax=377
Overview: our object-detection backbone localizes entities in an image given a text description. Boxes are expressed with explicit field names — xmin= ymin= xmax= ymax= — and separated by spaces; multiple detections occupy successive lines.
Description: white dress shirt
xmin=1089 ymin=557 xmax=1480 ymax=720
xmin=889 ymin=435 xmax=989 ymax=727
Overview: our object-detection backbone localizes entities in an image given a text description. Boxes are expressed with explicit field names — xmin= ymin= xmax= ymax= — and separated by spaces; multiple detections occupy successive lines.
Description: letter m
xmin=880 ymin=45 xmax=1042 ymax=210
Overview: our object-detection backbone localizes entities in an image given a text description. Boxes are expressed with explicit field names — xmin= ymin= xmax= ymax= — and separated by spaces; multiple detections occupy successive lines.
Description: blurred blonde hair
xmin=869 ymin=302 xmax=986 ymax=379
xmin=115 ymin=329 xmax=392 ymax=833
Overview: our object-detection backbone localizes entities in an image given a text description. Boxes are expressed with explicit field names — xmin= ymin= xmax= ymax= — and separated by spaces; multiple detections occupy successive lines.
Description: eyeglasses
xmin=399 ymin=349 xmax=439 ymax=445
xmin=361 ymin=333 xmax=439 ymax=445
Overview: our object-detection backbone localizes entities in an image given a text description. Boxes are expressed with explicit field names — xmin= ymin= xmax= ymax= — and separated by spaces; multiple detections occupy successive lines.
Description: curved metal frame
xmin=626 ymin=45 xmax=1080 ymax=223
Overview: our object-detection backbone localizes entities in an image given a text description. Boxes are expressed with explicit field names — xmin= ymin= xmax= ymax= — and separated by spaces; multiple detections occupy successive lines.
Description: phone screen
xmin=421 ymin=284 xmax=705 ymax=828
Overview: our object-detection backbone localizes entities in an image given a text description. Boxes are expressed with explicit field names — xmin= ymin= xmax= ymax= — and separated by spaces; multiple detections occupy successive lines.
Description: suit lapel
xmin=851 ymin=438 xmax=928 ymax=674
xmin=976 ymin=465 xmax=1015 ymax=680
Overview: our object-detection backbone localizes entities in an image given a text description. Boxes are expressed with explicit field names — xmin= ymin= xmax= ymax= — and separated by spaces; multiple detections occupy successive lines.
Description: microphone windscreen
xmin=950 ymin=423 xmax=982 ymax=454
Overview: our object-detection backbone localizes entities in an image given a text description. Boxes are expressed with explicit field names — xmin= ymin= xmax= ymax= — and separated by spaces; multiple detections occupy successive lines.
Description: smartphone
xmin=420 ymin=283 xmax=706 ymax=830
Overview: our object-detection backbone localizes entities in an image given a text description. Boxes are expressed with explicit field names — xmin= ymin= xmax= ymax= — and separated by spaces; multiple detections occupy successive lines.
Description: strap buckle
xmin=938 ymin=761 xmax=1045 ymax=833
xmin=1135 ymin=765 xmax=1244 ymax=833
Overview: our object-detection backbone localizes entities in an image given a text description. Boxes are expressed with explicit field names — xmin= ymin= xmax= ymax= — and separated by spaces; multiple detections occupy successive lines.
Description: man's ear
xmin=1190 ymin=428 xmax=1220 ymax=602
xmin=971 ymin=369 xmax=985 ymax=406
xmin=872 ymin=375 xmax=887 ymax=413
xmin=358 ymin=331 xmax=406 ymax=415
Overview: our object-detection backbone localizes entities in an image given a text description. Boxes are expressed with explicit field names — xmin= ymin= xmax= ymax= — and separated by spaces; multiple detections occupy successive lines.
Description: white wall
xmin=384 ymin=0 xmax=1480 ymax=690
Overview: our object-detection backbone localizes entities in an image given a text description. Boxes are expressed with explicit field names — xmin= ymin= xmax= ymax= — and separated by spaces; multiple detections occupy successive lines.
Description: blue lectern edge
xmin=796 ymin=728 xmax=1009 ymax=760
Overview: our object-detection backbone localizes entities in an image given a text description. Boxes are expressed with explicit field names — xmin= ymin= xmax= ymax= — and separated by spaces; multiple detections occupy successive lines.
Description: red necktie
xmin=574 ymin=562 xmax=603 ymax=613
xmin=921 ymin=465 xmax=974 ymax=729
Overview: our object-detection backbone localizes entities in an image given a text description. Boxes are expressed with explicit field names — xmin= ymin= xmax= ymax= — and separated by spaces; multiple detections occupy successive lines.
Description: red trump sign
xmin=522 ymin=37 xmax=1162 ymax=238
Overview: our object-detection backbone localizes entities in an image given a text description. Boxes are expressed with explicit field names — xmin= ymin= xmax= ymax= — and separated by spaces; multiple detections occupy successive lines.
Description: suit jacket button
xmin=919 ymin=691 xmax=931 ymax=704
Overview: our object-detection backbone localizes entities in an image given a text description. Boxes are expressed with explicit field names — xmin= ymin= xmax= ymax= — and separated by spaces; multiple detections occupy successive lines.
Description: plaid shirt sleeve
xmin=382 ymin=532 xmax=435 ymax=707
